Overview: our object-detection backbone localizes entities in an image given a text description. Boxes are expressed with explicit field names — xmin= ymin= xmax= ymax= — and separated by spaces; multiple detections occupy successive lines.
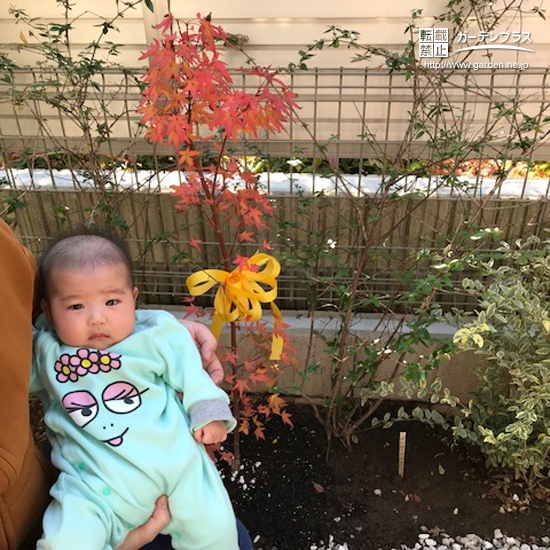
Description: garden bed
xmin=222 ymin=401 xmax=549 ymax=550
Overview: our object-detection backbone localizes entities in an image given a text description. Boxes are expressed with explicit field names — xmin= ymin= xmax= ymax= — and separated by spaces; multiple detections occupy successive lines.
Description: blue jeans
xmin=140 ymin=518 xmax=253 ymax=550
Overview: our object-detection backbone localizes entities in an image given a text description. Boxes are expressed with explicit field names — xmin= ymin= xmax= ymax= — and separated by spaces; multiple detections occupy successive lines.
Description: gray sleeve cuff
xmin=189 ymin=399 xmax=237 ymax=433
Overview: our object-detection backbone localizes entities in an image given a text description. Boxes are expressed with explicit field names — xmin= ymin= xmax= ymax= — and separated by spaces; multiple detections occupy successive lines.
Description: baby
xmin=31 ymin=229 xmax=239 ymax=550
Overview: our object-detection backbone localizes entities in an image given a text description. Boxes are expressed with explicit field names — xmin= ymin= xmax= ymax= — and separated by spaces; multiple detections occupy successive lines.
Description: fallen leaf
xmin=312 ymin=481 xmax=325 ymax=493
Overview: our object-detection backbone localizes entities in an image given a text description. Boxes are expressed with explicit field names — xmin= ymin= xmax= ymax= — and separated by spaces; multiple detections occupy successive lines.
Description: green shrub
xmin=453 ymin=236 xmax=550 ymax=490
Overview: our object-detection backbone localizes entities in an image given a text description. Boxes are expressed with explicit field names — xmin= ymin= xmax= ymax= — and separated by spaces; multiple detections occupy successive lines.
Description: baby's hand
xmin=193 ymin=420 xmax=228 ymax=445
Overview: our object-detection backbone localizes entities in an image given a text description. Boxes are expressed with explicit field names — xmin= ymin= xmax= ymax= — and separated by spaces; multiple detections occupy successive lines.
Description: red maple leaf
xmin=153 ymin=13 xmax=174 ymax=34
xmin=233 ymin=255 xmax=251 ymax=271
xmin=189 ymin=238 xmax=202 ymax=250
xmin=220 ymin=351 xmax=238 ymax=366
xmin=183 ymin=301 xmax=204 ymax=319
xmin=234 ymin=378 xmax=250 ymax=398
xmin=238 ymin=231 xmax=255 ymax=243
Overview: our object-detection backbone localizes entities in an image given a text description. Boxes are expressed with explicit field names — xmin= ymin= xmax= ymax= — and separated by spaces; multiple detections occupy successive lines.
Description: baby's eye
xmin=68 ymin=304 xmax=84 ymax=310
xmin=105 ymin=299 xmax=119 ymax=306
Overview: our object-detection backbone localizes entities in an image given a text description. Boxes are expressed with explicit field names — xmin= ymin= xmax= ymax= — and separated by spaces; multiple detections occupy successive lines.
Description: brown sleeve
xmin=0 ymin=219 xmax=37 ymax=494
xmin=0 ymin=220 xmax=55 ymax=550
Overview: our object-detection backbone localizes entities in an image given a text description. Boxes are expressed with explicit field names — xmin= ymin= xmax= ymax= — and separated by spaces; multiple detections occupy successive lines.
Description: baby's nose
xmin=90 ymin=310 xmax=106 ymax=324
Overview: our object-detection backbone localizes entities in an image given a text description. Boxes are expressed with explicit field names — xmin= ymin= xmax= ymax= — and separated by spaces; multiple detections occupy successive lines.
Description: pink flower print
xmin=71 ymin=349 xmax=100 ymax=377
xmin=54 ymin=354 xmax=78 ymax=383
xmin=53 ymin=350 xmax=123 ymax=383
xmin=97 ymin=352 xmax=121 ymax=372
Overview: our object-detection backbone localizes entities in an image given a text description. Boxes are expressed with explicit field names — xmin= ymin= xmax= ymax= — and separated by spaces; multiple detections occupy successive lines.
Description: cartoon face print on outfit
xmin=57 ymin=349 xmax=149 ymax=447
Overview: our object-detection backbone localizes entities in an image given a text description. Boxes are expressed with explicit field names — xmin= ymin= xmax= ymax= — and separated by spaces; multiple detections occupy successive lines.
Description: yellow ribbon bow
xmin=186 ymin=253 xmax=284 ymax=360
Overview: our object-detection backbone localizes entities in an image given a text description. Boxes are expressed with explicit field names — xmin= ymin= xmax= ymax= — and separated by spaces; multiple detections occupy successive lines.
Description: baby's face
xmin=42 ymin=263 xmax=138 ymax=349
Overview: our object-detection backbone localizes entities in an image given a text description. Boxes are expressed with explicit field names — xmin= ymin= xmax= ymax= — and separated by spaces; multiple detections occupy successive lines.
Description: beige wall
xmin=1 ymin=0 xmax=548 ymax=68
xmin=1 ymin=1 xmax=548 ymax=161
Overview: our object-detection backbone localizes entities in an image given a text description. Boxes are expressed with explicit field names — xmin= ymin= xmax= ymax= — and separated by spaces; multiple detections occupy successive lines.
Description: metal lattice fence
xmin=1 ymin=67 xmax=550 ymax=310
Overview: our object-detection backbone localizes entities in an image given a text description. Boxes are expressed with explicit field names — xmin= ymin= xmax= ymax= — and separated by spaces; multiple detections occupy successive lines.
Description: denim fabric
xmin=141 ymin=519 xmax=253 ymax=550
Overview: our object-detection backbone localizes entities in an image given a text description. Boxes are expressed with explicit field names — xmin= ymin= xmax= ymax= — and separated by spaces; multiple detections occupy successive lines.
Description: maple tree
xmin=138 ymin=12 xmax=297 ymax=465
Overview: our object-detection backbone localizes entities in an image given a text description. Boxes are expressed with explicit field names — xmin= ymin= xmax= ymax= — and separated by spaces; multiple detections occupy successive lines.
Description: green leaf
xmin=145 ymin=0 xmax=155 ymax=13
xmin=430 ymin=410 xmax=446 ymax=425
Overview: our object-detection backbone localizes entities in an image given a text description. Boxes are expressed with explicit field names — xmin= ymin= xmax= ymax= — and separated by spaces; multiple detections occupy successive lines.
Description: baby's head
xmin=38 ymin=229 xmax=138 ymax=349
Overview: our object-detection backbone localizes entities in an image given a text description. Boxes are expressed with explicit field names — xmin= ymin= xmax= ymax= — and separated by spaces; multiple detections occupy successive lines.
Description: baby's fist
xmin=193 ymin=420 xmax=227 ymax=445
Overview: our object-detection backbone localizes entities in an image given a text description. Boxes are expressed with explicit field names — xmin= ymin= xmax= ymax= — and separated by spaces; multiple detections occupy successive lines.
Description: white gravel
xmin=253 ymin=529 xmax=550 ymax=550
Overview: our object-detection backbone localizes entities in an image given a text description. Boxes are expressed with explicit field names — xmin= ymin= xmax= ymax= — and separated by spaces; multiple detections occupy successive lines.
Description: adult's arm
xmin=0 ymin=219 xmax=56 ymax=549
xmin=0 ymin=220 xmax=35 ymax=494
xmin=179 ymin=320 xmax=224 ymax=385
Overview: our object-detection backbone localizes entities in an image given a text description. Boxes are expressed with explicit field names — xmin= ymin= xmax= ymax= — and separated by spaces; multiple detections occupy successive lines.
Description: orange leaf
xmin=178 ymin=148 xmax=200 ymax=168
xmin=189 ymin=238 xmax=202 ymax=250
xmin=254 ymin=425 xmax=266 ymax=440
xmin=281 ymin=410 xmax=294 ymax=427
xmin=238 ymin=231 xmax=255 ymax=243
xmin=268 ymin=393 xmax=286 ymax=414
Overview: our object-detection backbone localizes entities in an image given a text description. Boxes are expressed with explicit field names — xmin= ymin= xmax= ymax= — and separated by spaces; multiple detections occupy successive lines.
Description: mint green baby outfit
xmin=31 ymin=310 xmax=238 ymax=550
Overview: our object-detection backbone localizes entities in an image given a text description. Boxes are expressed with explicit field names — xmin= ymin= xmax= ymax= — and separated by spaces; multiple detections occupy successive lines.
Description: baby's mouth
xmin=103 ymin=428 xmax=129 ymax=447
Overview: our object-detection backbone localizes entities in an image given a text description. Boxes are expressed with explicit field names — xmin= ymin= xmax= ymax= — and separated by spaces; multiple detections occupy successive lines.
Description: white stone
xmin=494 ymin=530 xmax=504 ymax=539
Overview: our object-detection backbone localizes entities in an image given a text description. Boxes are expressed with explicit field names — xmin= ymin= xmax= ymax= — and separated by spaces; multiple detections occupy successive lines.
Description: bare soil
xmin=222 ymin=402 xmax=550 ymax=550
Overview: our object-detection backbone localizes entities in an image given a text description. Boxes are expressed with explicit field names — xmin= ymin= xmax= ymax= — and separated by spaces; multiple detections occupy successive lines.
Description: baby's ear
xmin=133 ymin=287 xmax=139 ymax=300
xmin=40 ymin=299 xmax=52 ymax=324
